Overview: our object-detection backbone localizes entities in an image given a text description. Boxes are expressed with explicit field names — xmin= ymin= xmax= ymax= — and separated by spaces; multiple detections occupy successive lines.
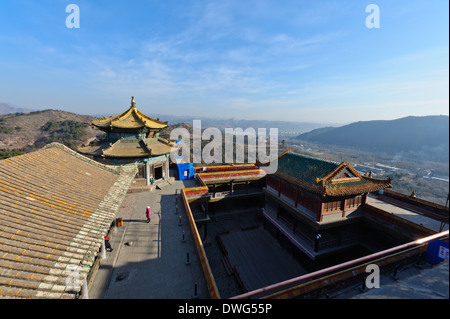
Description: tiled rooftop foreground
xmin=0 ymin=143 xmax=137 ymax=298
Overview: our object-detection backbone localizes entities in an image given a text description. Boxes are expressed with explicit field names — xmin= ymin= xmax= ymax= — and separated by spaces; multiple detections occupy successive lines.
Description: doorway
xmin=154 ymin=165 xmax=163 ymax=180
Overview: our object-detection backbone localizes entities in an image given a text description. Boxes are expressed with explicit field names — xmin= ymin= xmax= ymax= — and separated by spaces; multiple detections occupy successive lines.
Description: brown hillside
xmin=0 ymin=110 xmax=189 ymax=153
xmin=159 ymin=122 xmax=193 ymax=140
xmin=0 ymin=110 xmax=101 ymax=151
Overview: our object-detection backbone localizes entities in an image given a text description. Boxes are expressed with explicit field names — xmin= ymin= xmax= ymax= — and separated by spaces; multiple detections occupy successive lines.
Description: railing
xmin=380 ymin=189 xmax=449 ymax=222
xmin=194 ymin=164 xmax=259 ymax=174
xmin=231 ymin=230 xmax=449 ymax=299
xmin=181 ymin=188 xmax=220 ymax=299
xmin=198 ymin=169 xmax=266 ymax=181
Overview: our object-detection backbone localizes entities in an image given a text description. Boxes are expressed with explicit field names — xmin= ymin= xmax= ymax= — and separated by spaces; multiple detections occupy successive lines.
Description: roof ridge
xmin=43 ymin=142 xmax=121 ymax=174
xmin=283 ymin=151 xmax=340 ymax=165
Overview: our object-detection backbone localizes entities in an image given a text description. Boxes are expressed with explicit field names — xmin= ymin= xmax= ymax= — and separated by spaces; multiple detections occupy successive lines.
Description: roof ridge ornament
xmin=131 ymin=96 xmax=136 ymax=108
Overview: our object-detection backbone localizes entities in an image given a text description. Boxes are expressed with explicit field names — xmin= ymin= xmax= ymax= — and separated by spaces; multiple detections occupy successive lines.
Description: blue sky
xmin=0 ymin=0 xmax=448 ymax=123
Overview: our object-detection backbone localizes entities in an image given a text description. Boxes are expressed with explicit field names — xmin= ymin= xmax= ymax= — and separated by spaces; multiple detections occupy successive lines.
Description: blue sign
xmin=426 ymin=239 xmax=449 ymax=265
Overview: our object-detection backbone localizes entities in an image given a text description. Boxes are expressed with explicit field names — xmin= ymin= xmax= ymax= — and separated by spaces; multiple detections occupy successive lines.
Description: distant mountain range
xmin=0 ymin=102 xmax=34 ymax=114
xmin=2 ymin=101 xmax=333 ymax=134
xmin=2 ymin=102 xmax=448 ymax=163
xmin=295 ymin=115 xmax=449 ymax=163
xmin=138 ymin=113 xmax=330 ymax=135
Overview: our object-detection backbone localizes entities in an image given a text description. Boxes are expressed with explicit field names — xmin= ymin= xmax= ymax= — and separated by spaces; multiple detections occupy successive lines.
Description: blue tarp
xmin=176 ymin=162 xmax=194 ymax=180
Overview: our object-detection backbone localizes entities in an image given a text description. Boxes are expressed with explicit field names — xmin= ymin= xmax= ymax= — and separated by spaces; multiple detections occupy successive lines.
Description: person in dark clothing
xmin=104 ymin=235 xmax=113 ymax=252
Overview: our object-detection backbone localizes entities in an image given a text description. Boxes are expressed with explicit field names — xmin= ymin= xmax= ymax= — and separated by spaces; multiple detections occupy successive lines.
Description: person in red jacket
xmin=146 ymin=206 xmax=151 ymax=223
xmin=104 ymin=235 xmax=113 ymax=252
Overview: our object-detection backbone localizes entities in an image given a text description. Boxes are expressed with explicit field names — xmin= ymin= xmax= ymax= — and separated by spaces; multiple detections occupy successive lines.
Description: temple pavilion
xmin=264 ymin=150 xmax=392 ymax=260
xmin=78 ymin=96 xmax=174 ymax=185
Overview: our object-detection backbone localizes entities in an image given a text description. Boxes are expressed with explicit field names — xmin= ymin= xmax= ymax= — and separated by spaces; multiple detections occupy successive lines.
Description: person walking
xmin=146 ymin=206 xmax=151 ymax=223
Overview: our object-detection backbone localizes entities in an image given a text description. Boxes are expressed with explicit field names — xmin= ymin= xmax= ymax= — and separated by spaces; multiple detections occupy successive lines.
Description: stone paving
xmin=88 ymin=179 xmax=208 ymax=299
xmin=367 ymin=194 xmax=449 ymax=232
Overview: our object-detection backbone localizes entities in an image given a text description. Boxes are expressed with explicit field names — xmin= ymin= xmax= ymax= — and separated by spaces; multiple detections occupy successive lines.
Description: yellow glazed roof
xmin=91 ymin=97 xmax=168 ymax=130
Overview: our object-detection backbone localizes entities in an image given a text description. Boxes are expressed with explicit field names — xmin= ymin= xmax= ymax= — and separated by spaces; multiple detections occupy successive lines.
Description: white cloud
xmin=3 ymin=1 xmax=446 ymax=123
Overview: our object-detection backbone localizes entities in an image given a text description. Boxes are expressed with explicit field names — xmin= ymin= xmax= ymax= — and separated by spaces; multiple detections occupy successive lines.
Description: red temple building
xmin=263 ymin=151 xmax=392 ymax=260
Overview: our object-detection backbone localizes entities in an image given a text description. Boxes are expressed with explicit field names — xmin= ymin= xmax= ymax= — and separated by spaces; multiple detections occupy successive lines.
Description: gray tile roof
xmin=0 ymin=143 xmax=137 ymax=298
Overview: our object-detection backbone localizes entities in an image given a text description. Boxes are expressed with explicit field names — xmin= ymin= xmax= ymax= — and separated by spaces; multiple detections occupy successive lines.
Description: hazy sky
xmin=0 ymin=0 xmax=448 ymax=123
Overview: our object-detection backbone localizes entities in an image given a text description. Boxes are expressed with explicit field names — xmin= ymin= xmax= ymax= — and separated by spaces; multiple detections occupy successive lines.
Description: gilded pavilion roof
xmin=0 ymin=143 xmax=137 ymax=298
xmin=275 ymin=151 xmax=392 ymax=197
xmin=91 ymin=96 xmax=168 ymax=131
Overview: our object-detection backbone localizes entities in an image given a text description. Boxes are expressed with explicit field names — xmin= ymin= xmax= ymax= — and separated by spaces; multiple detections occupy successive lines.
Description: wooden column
xmin=316 ymin=198 xmax=322 ymax=222
xmin=165 ymin=155 xmax=170 ymax=180
xmin=320 ymin=202 xmax=324 ymax=220
xmin=317 ymin=209 xmax=322 ymax=222
xmin=145 ymin=161 xmax=150 ymax=186
xmin=362 ymin=193 xmax=368 ymax=205
xmin=81 ymin=278 xmax=89 ymax=299
xmin=101 ymin=239 xmax=106 ymax=259
xmin=342 ymin=199 xmax=347 ymax=217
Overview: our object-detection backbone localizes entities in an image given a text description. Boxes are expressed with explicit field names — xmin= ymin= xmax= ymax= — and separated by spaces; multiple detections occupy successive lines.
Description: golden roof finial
xmin=131 ymin=96 xmax=136 ymax=108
